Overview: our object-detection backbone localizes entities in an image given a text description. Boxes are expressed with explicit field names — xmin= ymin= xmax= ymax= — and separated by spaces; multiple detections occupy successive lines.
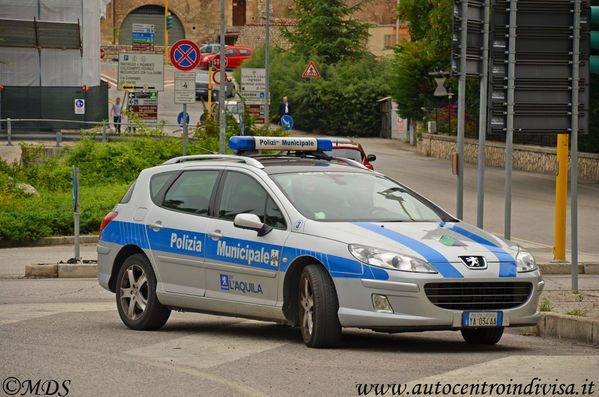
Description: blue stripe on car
xmin=439 ymin=222 xmax=517 ymax=277
xmin=353 ymin=222 xmax=464 ymax=279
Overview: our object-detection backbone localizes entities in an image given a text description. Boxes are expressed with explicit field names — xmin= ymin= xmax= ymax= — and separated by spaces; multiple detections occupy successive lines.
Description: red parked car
xmin=328 ymin=138 xmax=376 ymax=170
xmin=200 ymin=46 xmax=253 ymax=69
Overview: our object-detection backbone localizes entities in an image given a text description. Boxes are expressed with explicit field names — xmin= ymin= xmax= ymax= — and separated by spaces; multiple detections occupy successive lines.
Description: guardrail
xmin=0 ymin=118 xmax=187 ymax=147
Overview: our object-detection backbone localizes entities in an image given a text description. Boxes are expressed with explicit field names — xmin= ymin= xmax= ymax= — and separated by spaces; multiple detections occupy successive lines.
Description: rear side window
xmin=225 ymin=48 xmax=236 ymax=56
xmin=120 ymin=181 xmax=136 ymax=203
xmin=162 ymin=170 xmax=219 ymax=215
xmin=239 ymin=49 xmax=251 ymax=56
xmin=150 ymin=172 xmax=176 ymax=201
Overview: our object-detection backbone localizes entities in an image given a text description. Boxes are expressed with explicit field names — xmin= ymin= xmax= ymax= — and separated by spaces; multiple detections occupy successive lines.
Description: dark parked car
xmin=195 ymin=73 xmax=235 ymax=101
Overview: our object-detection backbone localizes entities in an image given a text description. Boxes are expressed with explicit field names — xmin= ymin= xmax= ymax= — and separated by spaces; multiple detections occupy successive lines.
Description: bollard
xmin=102 ymin=122 xmax=107 ymax=143
xmin=7 ymin=118 xmax=12 ymax=146
xmin=56 ymin=131 xmax=62 ymax=147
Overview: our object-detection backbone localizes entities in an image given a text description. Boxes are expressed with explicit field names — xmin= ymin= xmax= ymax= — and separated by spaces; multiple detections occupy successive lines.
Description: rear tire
xmin=116 ymin=254 xmax=170 ymax=330
xmin=298 ymin=265 xmax=341 ymax=348
xmin=461 ymin=327 xmax=504 ymax=345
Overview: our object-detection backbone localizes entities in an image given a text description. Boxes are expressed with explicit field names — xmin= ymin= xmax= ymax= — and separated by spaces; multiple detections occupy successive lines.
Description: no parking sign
xmin=170 ymin=40 xmax=200 ymax=71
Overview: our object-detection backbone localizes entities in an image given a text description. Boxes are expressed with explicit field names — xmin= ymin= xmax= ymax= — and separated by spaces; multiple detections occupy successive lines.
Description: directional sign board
xmin=174 ymin=71 xmax=196 ymax=104
xmin=302 ymin=61 xmax=320 ymax=78
xmin=132 ymin=23 xmax=155 ymax=52
xmin=241 ymin=68 xmax=266 ymax=92
xmin=129 ymin=92 xmax=158 ymax=121
xmin=281 ymin=115 xmax=294 ymax=131
xmin=170 ymin=40 xmax=200 ymax=71
xmin=118 ymin=53 xmax=164 ymax=91
xmin=177 ymin=111 xmax=190 ymax=127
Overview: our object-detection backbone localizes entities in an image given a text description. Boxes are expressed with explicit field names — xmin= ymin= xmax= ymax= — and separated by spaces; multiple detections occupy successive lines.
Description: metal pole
xmin=504 ymin=0 xmax=517 ymax=240
xmin=73 ymin=166 xmax=80 ymax=261
xmin=554 ymin=134 xmax=568 ymax=260
xmin=396 ymin=0 xmax=400 ymax=46
xmin=218 ymin=0 xmax=226 ymax=153
xmin=164 ymin=0 xmax=168 ymax=65
xmin=456 ymin=0 xmax=468 ymax=220
xmin=476 ymin=0 xmax=490 ymax=228
xmin=7 ymin=118 xmax=11 ymax=146
xmin=571 ymin=0 xmax=581 ymax=292
xmin=182 ymin=103 xmax=188 ymax=155
xmin=208 ymin=65 xmax=213 ymax=119
xmin=102 ymin=121 xmax=107 ymax=143
xmin=264 ymin=0 xmax=270 ymax=129
xmin=56 ymin=131 xmax=62 ymax=147
xmin=240 ymin=113 xmax=244 ymax=136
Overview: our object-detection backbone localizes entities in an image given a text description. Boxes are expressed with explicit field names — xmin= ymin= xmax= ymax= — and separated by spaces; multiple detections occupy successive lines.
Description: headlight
xmin=348 ymin=244 xmax=438 ymax=273
xmin=516 ymin=247 xmax=537 ymax=272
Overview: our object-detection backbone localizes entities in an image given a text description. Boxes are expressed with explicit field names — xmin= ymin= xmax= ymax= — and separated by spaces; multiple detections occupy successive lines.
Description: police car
xmin=97 ymin=136 xmax=543 ymax=348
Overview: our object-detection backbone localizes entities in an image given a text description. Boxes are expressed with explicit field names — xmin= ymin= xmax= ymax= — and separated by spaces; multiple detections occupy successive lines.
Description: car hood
xmin=301 ymin=220 xmax=519 ymax=264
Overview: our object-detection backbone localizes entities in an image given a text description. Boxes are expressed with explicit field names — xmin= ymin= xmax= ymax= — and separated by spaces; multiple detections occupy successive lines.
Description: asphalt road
xmin=0 ymin=277 xmax=597 ymax=397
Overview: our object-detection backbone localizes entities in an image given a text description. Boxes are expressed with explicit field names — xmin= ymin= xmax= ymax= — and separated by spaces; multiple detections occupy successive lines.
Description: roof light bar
xmin=229 ymin=136 xmax=333 ymax=152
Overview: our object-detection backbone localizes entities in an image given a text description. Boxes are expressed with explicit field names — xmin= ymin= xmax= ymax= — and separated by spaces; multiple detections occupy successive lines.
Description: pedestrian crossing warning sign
xmin=302 ymin=61 xmax=321 ymax=78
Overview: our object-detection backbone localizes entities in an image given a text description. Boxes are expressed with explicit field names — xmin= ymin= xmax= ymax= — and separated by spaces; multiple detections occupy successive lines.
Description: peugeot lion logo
xmin=459 ymin=255 xmax=487 ymax=269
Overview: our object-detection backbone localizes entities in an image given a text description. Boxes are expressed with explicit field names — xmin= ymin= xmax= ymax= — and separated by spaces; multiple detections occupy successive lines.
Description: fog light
xmin=372 ymin=294 xmax=393 ymax=313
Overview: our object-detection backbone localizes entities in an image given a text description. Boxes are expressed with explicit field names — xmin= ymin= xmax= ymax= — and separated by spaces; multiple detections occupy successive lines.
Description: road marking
xmin=400 ymin=355 xmax=599 ymax=396
xmin=0 ymin=302 xmax=114 ymax=325
xmin=127 ymin=320 xmax=286 ymax=370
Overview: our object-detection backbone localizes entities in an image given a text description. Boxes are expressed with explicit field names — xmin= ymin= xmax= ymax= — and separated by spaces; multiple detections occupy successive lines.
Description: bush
xmin=235 ymin=46 xmax=393 ymax=137
xmin=0 ymin=121 xmax=287 ymax=242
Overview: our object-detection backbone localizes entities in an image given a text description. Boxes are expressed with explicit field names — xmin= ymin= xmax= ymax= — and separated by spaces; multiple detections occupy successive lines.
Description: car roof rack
xmin=162 ymin=154 xmax=264 ymax=169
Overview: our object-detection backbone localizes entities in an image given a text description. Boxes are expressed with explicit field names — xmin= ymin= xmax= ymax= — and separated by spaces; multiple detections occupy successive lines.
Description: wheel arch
xmin=282 ymin=255 xmax=338 ymax=325
xmin=108 ymin=245 xmax=151 ymax=292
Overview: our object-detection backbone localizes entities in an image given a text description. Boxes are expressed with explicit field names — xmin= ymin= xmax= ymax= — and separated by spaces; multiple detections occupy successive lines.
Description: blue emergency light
xmin=229 ymin=136 xmax=333 ymax=152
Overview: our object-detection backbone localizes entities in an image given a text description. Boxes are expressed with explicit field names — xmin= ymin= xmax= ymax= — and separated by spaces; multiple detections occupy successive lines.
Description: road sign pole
xmin=219 ymin=0 xmax=226 ymax=154
xmin=240 ymin=114 xmax=244 ymax=136
xmin=182 ymin=104 xmax=188 ymax=156
xmin=164 ymin=0 xmax=168 ymax=65
xmin=7 ymin=118 xmax=11 ymax=146
xmin=476 ymin=0 xmax=490 ymax=229
xmin=504 ymin=0 xmax=517 ymax=241
xmin=72 ymin=166 xmax=80 ymax=262
xmin=554 ymin=134 xmax=568 ymax=260
xmin=571 ymin=0 xmax=581 ymax=292
xmin=208 ymin=65 xmax=213 ymax=119
xmin=265 ymin=0 xmax=270 ymax=130
xmin=456 ymin=0 xmax=468 ymax=220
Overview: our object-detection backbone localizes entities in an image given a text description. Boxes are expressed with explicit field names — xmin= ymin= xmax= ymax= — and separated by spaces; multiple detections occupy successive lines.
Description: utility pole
xmin=476 ymin=0 xmax=490 ymax=228
xmin=264 ymin=0 xmax=270 ymax=129
xmin=456 ymin=0 xmax=468 ymax=220
xmin=219 ymin=0 xmax=226 ymax=153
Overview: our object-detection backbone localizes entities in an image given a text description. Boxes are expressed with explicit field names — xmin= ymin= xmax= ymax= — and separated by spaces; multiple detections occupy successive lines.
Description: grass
xmin=539 ymin=298 xmax=553 ymax=312
xmin=566 ymin=309 xmax=588 ymax=317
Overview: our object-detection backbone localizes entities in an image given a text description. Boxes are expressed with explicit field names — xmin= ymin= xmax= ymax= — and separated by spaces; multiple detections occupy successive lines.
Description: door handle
xmin=149 ymin=221 xmax=163 ymax=231
xmin=208 ymin=229 xmax=223 ymax=239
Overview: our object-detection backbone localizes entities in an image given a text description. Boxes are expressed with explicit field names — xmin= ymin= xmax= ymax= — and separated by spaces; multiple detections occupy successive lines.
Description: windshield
xmin=271 ymin=172 xmax=452 ymax=222
xmin=328 ymin=148 xmax=362 ymax=162
xmin=196 ymin=74 xmax=209 ymax=83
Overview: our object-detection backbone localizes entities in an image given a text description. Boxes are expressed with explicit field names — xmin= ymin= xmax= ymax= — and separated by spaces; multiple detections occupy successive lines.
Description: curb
xmin=538 ymin=263 xmax=599 ymax=275
xmin=508 ymin=312 xmax=599 ymax=346
xmin=0 ymin=235 xmax=99 ymax=249
xmin=25 ymin=263 xmax=97 ymax=278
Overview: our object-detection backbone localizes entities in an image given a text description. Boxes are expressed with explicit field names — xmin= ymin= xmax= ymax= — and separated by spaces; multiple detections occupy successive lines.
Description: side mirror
xmin=233 ymin=213 xmax=272 ymax=236
xmin=366 ymin=154 xmax=377 ymax=162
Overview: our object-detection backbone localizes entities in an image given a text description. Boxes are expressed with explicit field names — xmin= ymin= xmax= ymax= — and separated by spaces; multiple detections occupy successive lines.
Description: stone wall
xmin=417 ymin=133 xmax=599 ymax=182
xmin=235 ymin=24 xmax=291 ymax=50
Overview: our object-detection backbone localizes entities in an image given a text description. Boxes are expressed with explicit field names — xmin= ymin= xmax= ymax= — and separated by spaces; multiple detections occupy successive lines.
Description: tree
xmin=390 ymin=0 xmax=452 ymax=120
xmin=281 ymin=0 xmax=371 ymax=64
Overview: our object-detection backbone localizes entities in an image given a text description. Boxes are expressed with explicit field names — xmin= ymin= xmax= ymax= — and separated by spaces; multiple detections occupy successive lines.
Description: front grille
xmin=424 ymin=282 xmax=533 ymax=311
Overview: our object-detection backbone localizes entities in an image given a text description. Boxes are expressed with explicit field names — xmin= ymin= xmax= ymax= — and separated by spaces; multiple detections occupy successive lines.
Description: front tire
xmin=116 ymin=254 xmax=170 ymax=330
xmin=298 ymin=265 xmax=341 ymax=348
xmin=461 ymin=327 xmax=504 ymax=345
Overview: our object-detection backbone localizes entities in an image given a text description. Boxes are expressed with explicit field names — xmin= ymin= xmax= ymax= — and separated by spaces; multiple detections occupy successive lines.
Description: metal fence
xmin=0 ymin=118 xmax=188 ymax=147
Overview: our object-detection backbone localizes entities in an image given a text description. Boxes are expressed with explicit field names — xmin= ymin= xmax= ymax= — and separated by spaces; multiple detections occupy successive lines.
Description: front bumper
xmin=335 ymin=273 xmax=544 ymax=330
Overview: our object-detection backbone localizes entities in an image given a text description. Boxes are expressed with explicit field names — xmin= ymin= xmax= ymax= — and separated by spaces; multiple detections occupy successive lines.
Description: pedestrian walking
xmin=278 ymin=96 xmax=292 ymax=120
xmin=110 ymin=97 xmax=123 ymax=133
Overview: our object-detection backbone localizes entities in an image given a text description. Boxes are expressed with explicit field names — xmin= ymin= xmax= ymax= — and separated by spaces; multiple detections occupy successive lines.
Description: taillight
xmin=99 ymin=211 xmax=118 ymax=239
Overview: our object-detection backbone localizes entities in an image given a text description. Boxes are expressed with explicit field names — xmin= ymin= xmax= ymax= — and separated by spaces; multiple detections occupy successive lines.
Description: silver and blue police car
xmin=97 ymin=136 xmax=543 ymax=348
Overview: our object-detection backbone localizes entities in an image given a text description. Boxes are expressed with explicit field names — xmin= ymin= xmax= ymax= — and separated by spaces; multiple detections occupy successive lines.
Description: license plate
xmin=463 ymin=312 xmax=502 ymax=327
